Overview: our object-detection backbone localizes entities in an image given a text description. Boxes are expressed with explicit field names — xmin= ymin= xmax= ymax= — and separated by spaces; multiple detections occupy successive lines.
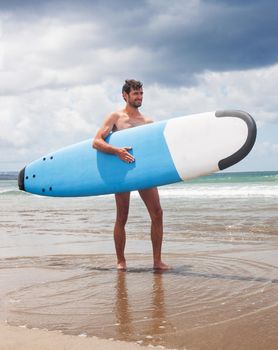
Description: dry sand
xmin=0 ymin=322 xmax=162 ymax=350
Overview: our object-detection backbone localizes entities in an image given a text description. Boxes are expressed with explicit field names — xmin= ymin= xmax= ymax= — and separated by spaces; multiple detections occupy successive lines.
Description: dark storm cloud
xmin=94 ymin=0 xmax=278 ymax=85
xmin=1 ymin=0 xmax=278 ymax=86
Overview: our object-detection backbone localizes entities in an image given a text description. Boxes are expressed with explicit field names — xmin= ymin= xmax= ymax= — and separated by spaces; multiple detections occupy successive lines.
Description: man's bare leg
xmin=139 ymin=188 xmax=170 ymax=270
xmin=114 ymin=192 xmax=130 ymax=270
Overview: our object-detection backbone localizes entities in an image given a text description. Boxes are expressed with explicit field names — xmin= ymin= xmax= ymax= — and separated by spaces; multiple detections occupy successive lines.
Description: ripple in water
xmin=4 ymin=252 xmax=278 ymax=349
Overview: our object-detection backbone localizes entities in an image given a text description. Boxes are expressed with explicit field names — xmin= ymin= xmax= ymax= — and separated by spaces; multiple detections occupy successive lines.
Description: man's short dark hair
xmin=122 ymin=79 xmax=143 ymax=95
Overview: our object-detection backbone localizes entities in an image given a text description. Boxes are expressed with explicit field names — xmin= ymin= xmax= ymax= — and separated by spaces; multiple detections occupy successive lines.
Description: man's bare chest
xmin=114 ymin=116 xmax=147 ymax=131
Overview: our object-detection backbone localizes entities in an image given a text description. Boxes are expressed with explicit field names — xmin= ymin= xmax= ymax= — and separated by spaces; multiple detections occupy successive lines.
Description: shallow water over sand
xmin=1 ymin=249 xmax=278 ymax=350
xmin=1 ymin=175 xmax=278 ymax=349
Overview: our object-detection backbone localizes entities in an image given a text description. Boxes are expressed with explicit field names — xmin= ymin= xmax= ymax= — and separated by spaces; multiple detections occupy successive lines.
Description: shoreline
xmin=0 ymin=322 xmax=163 ymax=350
xmin=1 ymin=172 xmax=277 ymax=350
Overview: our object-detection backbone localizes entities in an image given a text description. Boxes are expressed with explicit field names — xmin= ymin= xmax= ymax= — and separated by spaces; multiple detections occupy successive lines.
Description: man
xmin=93 ymin=79 xmax=169 ymax=270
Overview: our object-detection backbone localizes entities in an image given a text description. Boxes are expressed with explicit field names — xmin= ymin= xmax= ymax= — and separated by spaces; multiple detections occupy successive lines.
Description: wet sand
xmin=1 ymin=247 xmax=278 ymax=350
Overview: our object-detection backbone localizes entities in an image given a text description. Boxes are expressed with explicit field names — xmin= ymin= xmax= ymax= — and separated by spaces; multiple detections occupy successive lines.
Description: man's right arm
xmin=92 ymin=113 xmax=135 ymax=163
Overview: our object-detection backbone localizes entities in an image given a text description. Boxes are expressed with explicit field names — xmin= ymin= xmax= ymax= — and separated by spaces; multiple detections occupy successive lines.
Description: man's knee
xmin=116 ymin=211 xmax=129 ymax=226
xmin=150 ymin=207 xmax=163 ymax=222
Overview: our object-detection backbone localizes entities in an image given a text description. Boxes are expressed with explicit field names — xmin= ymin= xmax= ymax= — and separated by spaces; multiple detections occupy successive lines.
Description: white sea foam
xmin=157 ymin=184 xmax=278 ymax=198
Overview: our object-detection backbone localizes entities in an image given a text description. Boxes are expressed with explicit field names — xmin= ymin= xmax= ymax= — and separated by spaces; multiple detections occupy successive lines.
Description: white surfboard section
xmin=164 ymin=111 xmax=248 ymax=180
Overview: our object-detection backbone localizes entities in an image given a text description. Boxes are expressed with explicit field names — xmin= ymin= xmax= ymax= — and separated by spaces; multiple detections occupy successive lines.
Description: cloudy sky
xmin=1 ymin=0 xmax=278 ymax=172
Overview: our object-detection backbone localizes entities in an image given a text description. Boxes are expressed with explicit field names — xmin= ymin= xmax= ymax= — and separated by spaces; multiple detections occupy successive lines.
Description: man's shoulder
xmin=105 ymin=111 xmax=122 ymax=122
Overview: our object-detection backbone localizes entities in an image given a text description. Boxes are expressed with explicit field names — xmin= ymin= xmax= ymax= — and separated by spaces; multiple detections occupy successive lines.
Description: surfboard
xmin=18 ymin=110 xmax=257 ymax=197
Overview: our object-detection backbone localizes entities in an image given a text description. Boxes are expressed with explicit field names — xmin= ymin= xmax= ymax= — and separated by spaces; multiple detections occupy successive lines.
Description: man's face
xmin=125 ymin=87 xmax=143 ymax=108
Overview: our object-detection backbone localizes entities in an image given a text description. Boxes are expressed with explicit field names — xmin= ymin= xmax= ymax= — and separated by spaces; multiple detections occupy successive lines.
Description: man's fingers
xmin=125 ymin=154 xmax=135 ymax=162
xmin=124 ymin=150 xmax=135 ymax=162
xmin=123 ymin=147 xmax=135 ymax=162
xmin=116 ymin=147 xmax=135 ymax=163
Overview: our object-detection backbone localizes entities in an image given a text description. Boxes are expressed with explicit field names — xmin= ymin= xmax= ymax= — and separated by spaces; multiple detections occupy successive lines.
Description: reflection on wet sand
xmin=114 ymin=268 xmax=175 ymax=346
xmin=150 ymin=271 xmax=168 ymax=340
xmin=114 ymin=270 xmax=133 ymax=340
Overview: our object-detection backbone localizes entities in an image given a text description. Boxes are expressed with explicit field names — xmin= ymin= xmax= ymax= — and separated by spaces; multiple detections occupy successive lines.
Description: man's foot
xmin=153 ymin=261 xmax=171 ymax=270
xmin=117 ymin=261 xmax=127 ymax=270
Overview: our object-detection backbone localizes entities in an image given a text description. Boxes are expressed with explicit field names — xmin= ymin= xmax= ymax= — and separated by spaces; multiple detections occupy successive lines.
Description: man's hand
xmin=116 ymin=147 xmax=135 ymax=163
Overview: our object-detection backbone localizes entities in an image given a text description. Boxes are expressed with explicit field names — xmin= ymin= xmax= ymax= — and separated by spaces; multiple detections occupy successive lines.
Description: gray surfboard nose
xmin=18 ymin=167 xmax=26 ymax=191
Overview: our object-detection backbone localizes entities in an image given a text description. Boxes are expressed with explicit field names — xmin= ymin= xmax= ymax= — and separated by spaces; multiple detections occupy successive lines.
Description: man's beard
xmin=130 ymin=100 xmax=142 ymax=108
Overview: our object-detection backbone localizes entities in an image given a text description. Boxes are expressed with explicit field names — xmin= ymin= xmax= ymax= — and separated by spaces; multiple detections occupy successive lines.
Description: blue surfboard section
xmin=22 ymin=121 xmax=181 ymax=197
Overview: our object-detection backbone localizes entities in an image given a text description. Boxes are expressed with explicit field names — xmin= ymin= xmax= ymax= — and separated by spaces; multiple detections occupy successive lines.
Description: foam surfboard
xmin=18 ymin=110 xmax=257 ymax=197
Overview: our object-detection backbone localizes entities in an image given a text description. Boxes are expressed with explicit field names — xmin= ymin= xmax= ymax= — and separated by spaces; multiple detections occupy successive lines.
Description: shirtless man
xmin=93 ymin=79 xmax=169 ymax=270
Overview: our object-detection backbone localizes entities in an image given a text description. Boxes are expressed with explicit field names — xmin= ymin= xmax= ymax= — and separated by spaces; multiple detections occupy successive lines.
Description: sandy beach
xmin=0 ymin=322 xmax=154 ymax=350
xmin=1 ymin=173 xmax=278 ymax=349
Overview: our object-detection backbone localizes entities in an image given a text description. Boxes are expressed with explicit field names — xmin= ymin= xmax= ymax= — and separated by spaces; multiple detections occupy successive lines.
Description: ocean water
xmin=1 ymin=171 xmax=277 ymax=247
xmin=0 ymin=171 xmax=278 ymax=349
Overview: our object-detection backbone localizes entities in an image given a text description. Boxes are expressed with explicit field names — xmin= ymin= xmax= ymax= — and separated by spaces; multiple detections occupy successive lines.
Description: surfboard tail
xmin=163 ymin=110 xmax=257 ymax=180
xmin=216 ymin=110 xmax=257 ymax=170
